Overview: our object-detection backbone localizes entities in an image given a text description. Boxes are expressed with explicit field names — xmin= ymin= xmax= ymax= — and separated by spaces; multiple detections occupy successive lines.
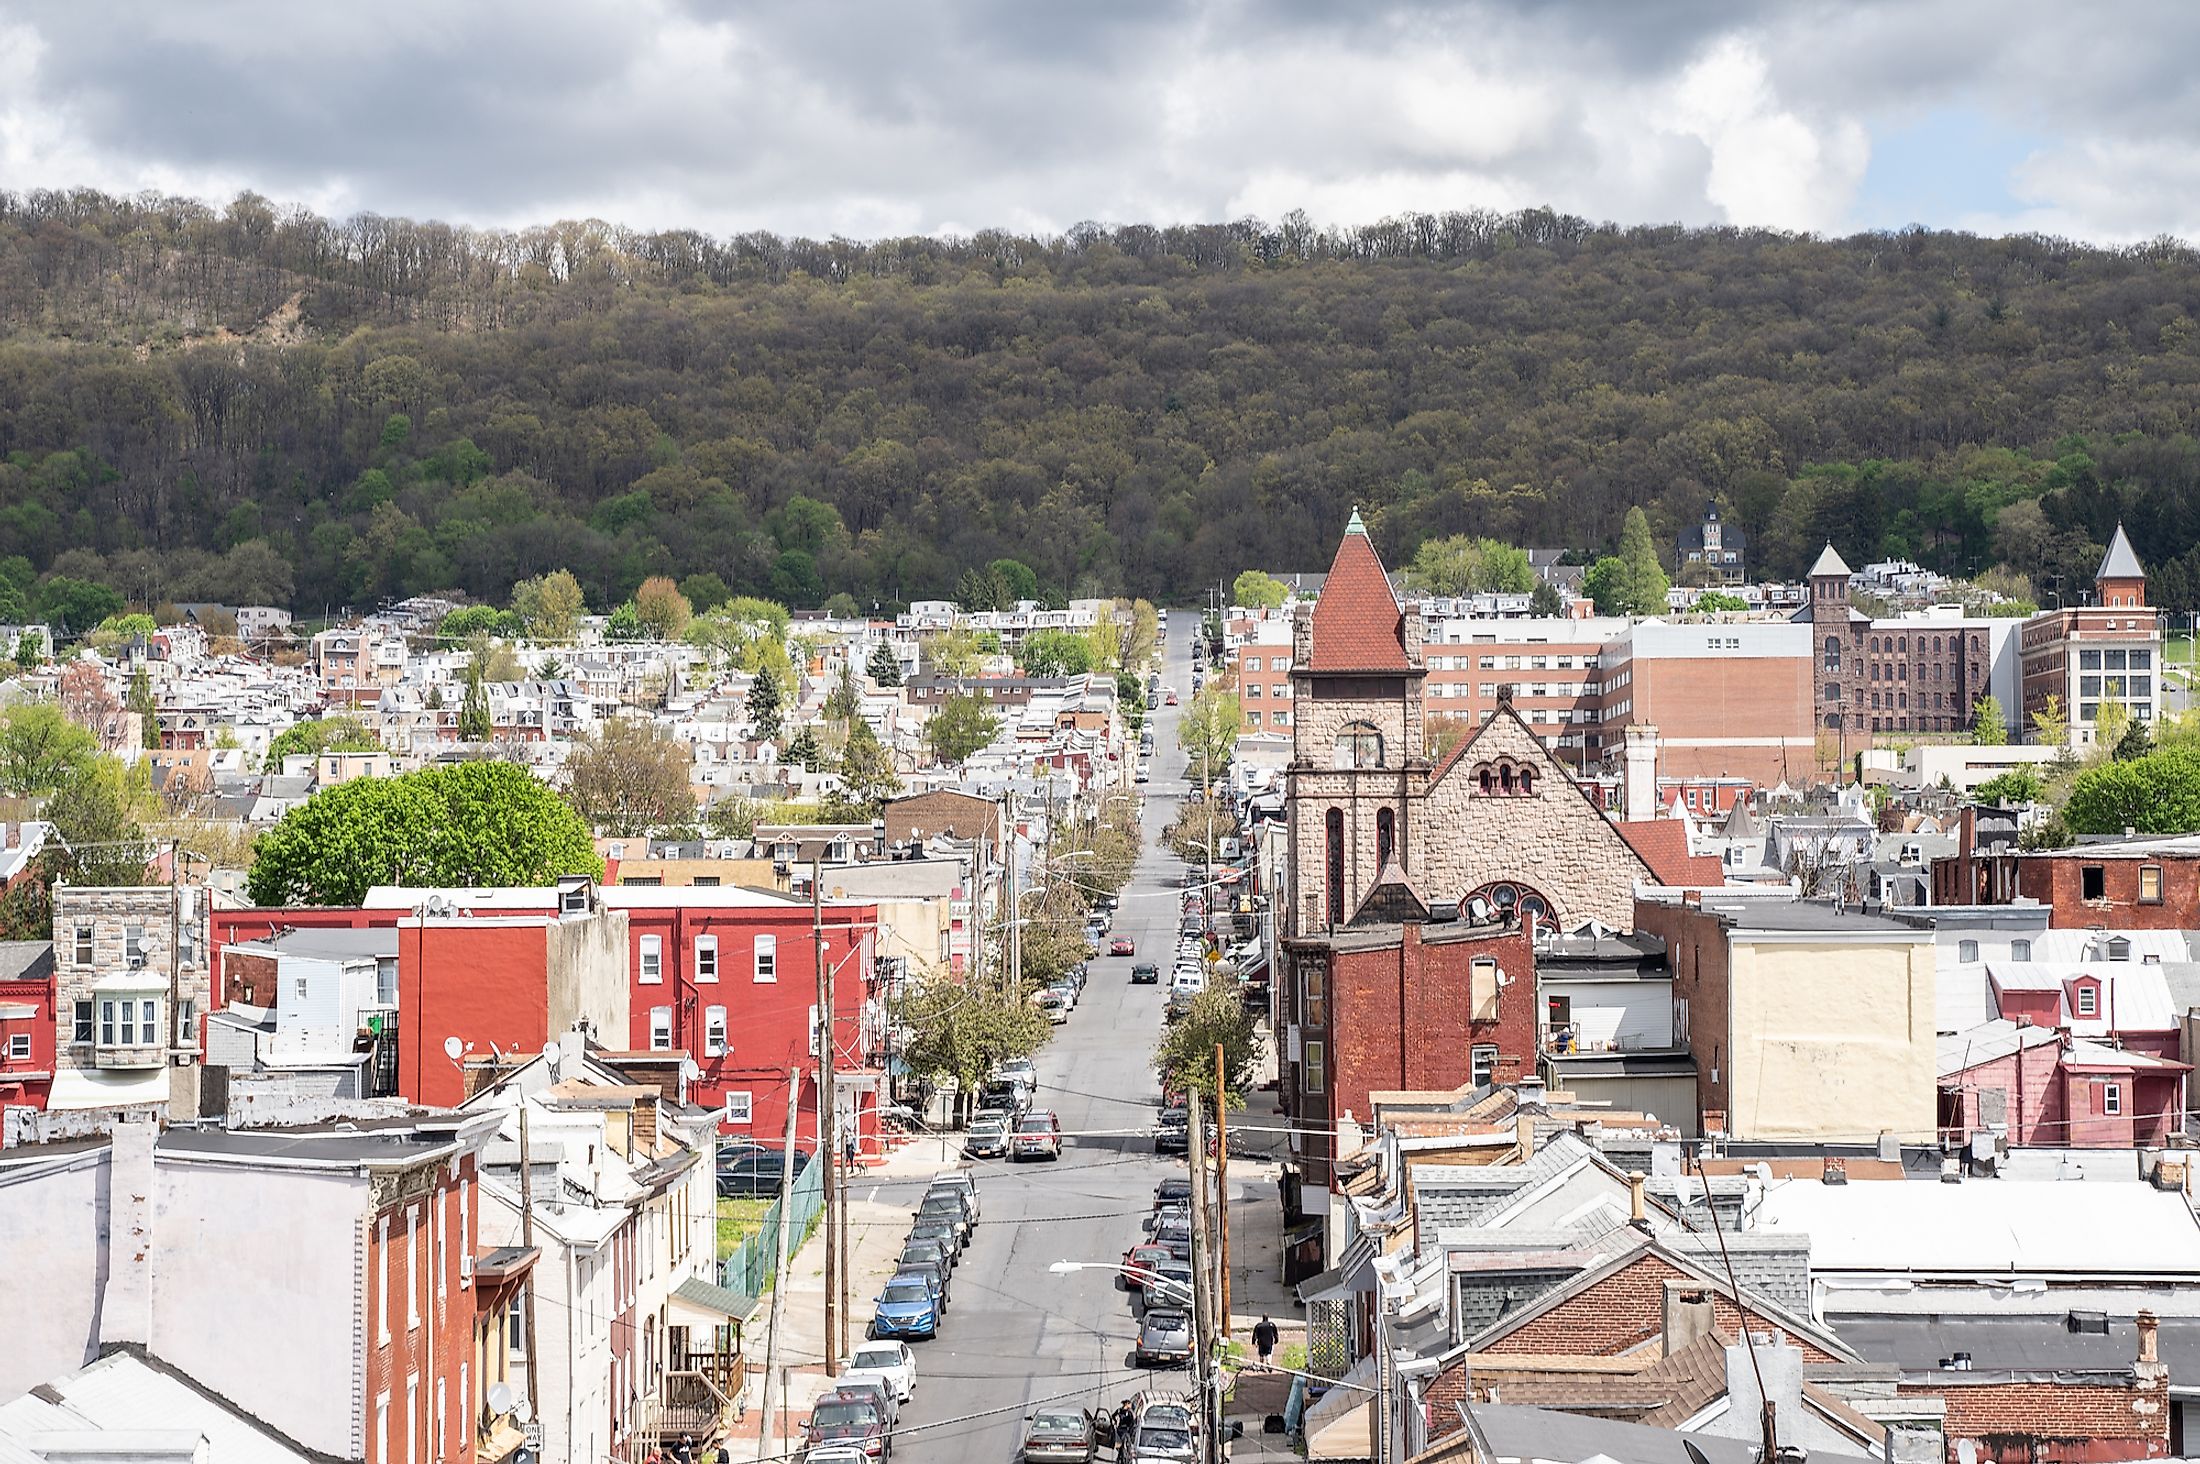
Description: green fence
xmin=719 ymin=1155 xmax=824 ymax=1312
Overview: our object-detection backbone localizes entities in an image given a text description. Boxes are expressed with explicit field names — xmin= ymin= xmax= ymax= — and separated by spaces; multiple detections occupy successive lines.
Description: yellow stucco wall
xmin=1727 ymin=937 xmax=1938 ymax=1142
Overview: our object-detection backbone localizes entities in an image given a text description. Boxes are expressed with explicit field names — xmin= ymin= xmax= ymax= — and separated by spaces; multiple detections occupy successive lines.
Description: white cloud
xmin=1664 ymin=37 xmax=1870 ymax=233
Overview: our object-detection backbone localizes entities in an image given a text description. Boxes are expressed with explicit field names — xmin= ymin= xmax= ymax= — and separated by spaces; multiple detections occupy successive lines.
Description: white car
xmin=993 ymin=1058 xmax=1037 ymax=1091
xmin=841 ymin=1340 xmax=917 ymax=1402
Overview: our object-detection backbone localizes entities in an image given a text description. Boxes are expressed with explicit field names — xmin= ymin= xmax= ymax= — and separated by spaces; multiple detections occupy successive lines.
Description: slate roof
xmin=1808 ymin=543 xmax=1853 ymax=578
xmin=1306 ymin=516 xmax=1411 ymax=673
xmin=2097 ymin=523 xmax=2145 ymax=580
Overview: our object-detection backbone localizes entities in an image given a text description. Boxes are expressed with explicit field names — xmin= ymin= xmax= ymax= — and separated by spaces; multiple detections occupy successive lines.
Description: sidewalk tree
xmin=1124 ymin=599 xmax=1160 ymax=668
xmin=1176 ymin=686 xmax=1240 ymax=793
xmin=1231 ymin=570 xmax=1288 ymax=610
xmin=564 ymin=717 xmax=696 ymax=836
xmin=248 ymin=761 xmax=601 ymax=906
xmin=925 ymin=692 xmax=1000 ymax=768
xmin=892 ymin=972 xmax=1050 ymax=1124
xmin=1154 ymin=979 xmax=1264 ymax=1110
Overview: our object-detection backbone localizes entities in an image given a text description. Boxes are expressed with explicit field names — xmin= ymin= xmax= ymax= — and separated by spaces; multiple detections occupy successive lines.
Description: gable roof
xmin=1349 ymin=860 xmax=1432 ymax=927
xmin=1306 ymin=518 xmax=1411 ymax=673
xmin=2097 ymin=523 xmax=2145 ymax=581
xmin=1429 ymin=700 xmax=1659 ymax=886
xmin=1614 ymin=821 xmax=1724 ymax=886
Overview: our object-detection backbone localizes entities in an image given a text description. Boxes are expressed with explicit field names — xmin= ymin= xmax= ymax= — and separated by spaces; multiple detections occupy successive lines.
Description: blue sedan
xmin=870 ymin=1277 xmax=940 ymax=1340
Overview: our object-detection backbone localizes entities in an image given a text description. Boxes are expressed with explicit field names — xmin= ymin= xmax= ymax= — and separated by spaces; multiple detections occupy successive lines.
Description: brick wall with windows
xmin=363 ymin=1156 xmax=479 ymax=1464
xmin=2014 ymin=853 xmax=2200 ymax=930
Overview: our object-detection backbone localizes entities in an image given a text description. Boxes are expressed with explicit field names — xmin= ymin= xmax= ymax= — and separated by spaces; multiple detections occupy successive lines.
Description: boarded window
xmin=1471 ymin=958 xmax=1501 ymax=1021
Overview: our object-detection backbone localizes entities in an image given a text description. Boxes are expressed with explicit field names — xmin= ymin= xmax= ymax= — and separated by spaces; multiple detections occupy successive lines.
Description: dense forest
xmin=3 ymin=187 xmax=2200 ymax=620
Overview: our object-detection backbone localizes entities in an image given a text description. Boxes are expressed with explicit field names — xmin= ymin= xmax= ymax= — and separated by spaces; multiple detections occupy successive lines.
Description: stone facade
xmin=51 ymin=884 xmax=211 ymax=1110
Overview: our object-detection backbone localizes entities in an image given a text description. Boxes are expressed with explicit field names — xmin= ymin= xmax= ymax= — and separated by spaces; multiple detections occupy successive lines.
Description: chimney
xmin=1623 ymin=725 xmax=1660 ymax=824
xmin=1628 ymin=1169 xmax=1647 ymax=1224
xmin=1822 ymin=1156 xmax=1848 ymax=1186
xmin=99 ymin=1121 xmax=159 ymax=1349
xmin=633 ymin=1091 xmax=659 ymax=1153
xmin=2139 ymin=1310 xmax=2160 ymax=1365
xmin=1515 ymin=1107 xmax=1536 ymax=1160
xmin=1663 ymin=1285 xmax=1716 ymax=1357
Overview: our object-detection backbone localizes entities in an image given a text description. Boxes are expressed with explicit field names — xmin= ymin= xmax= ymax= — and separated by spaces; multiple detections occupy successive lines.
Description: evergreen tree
xmin=126 ymin=668 xmax=159 ymax=750
xmin=458 ymin=662 xmax=492 ymax=740
xmin=786 ymin=727 xmax=822 ymax=770
xmin=867 ymin=641 xmax=903 ymax=687
xmin=746 ymin=667 xmax=784 ymax=741
xmin=1528 ymin=580 xmax=1563 ymax=617
xmin=1615 ymin=506 xmax=1670 ymax=615
xmin=825 ymin=661 xmax=862 ymax=722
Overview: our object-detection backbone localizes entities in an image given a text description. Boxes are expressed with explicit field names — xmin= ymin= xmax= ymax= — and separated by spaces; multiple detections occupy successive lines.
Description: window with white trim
xmin=649 ymin=1006 xmax=673 ymax=1051
xmin=705 ymin=1005 xmax=727 ymax=1057
xmin=1958 ymin=940 xmax=1979 ymax=962
xmin=695 ymin=935 xmax=719 ymax=983
xmin=723 ymin=1090 xmax=754 ymax=1125
xmin=6 ymin=1034 xmax=27 ymax=1061
xmin=2076 ymin=984 xmax=2098 ymax=1018
xmin=1303 ymin=1040 xmax=1324 ymax=1094
xmin=638 ymin=934 xmax=663 ymax=984
xmin=72 ymin=999 xmax=91 ymax=1043
xmin=754 ymin=934 xmax=777 ymax=983
xmin=2104 ymin=1083 xmax=2123 ymax=1116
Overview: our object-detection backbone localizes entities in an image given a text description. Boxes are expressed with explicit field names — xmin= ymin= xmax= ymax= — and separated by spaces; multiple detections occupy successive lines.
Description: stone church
xmin=1282 ymin=514 xmax=1699 ymax=937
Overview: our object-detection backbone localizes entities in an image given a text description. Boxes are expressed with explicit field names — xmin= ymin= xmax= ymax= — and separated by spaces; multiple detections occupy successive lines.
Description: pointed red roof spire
xmin=1306 ymin=510 xmax=1410 ymax=672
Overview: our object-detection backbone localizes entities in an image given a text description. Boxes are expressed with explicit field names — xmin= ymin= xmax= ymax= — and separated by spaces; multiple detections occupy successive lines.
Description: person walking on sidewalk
xmin=1252 ymin=1315 xmax=1280 ymax=1371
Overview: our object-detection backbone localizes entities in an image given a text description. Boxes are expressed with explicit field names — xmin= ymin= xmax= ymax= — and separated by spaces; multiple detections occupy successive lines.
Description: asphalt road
xmin=889 ymin=616 xmax=1202 ymax=1462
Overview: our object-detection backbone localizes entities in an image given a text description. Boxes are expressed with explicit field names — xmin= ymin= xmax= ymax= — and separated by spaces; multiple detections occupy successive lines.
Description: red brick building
xmin=1934 ymin=833 xmax=2200 ymax=929
xmin=1278 ymin=869 xmax=1536 ymax=1186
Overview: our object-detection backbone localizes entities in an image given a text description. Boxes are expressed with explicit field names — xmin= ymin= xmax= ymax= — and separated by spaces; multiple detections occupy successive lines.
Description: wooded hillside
xmin=4 ymin=188 xmax=2200 ymax=616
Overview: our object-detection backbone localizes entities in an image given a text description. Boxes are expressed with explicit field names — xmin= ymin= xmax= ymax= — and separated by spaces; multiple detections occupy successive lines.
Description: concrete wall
xmin=151 ymin=1155 xmax=368 ymax=1458
xmin=0 ymin=1145 xmax=110 ymax=1397
xmin=1729 ymin=936 xmax=1938 ymax=1142
xmin=545 ymin=909 xmax=631 ymax=1051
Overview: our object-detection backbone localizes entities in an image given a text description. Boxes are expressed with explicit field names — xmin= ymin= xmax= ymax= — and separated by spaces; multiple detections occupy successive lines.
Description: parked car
xmin=868 ymin=1278 xmax=940 ymax=1340
xmin=1134 ymin=1308 xmax=1193 ymax=1366
xmin=831 ymin=1374 xmax=901 ymax=1429
xmin=896 ymin=1237 xmax=955 ymax=1284
xmin=716 ymin=1150 xmax=804 ymax=1198
xmin=1010 ymin=1110 xmax=1064 ymax=1161
xmin=842 ymin=1339 xmax=918 ymax=1402
xmin=1144 ymin=1260 xmax=1194 ymax=1311
xmin=966 ymin=1114 xmax=1010 ymax=1158
xmin=1021 ymin=1407 xmax=1098 ymax=1464
xmin=1135 ymin=766 xmax=1150 ymax=783
xmin=1153 ymin=1177 xmax=1192 ymax=1208
xmin=1152 ymin=1111 xmax=1189 ymax=1154
xmin=1045 ymin=980 xmax=1078 ymax=1013
xmin=928 ymin=1170 xmax=980 ymax=1218
xmin=979 ymin=1078 xmax=1032 ymax=1114
xmin=1131 ymin=962 xmax=1160 ymax=985
xmin=1110 ymin=936 xmax=1136 ymax=956
xmin=1126 ymin=1420 xmax=1196 ymax=1463
xmin=1037 ymin=990 xmax=1069 ymax=1024
xmin=1164 ymin=690 xmax=1179 ymax=706
xmin=993 ymin=1057 xmax=1038 ymax=1090
xmin=917 ymin=1188 xmax=974 ymax=1239
xmin=804 ymin=1393 xmax=893 ymax=1457
xmin=888 ymin=1266 xmax=947 ymax=1319
xmin=907 ymin=1217 xmax=964 ymax=1262
xmin=1120 ymin=1242 xmax=1173 ymax=1292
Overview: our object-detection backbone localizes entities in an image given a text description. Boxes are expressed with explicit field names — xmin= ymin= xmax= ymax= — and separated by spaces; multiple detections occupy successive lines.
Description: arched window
xmin=1333 ymin=722 xmax=1384 ymax=769
xmin=1376 ymin=807 xmax=1396 ymax=867
xmin=1518 ymin=767 xmax=1536 ymax=795
xmin=1325 ymin=808 xmax=1345 ymax=926
xmin=1823 ymin=636 xmax=1841 ymax=671
xmin=1499 ymin=764 xmax=1516 ymax=794
xmin=1478 ymin=768 xmax=1494 ymax=795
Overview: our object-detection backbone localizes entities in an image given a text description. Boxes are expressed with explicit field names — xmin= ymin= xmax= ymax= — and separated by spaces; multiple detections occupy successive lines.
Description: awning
xmin=0 ymin=1002 xmax=40 ymax=1020
xmin=47 ymin=1066 xmax=168 ymax=1111
xmin=668 ymin=1275 xmax=751 ymax=1328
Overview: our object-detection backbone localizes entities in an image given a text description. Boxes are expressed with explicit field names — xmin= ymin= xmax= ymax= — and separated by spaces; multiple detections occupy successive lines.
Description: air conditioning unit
xmin=459 ymin=1253 xmax=473 ymax=1285
xmin=127 ymin=954 xmax=146 ymax=970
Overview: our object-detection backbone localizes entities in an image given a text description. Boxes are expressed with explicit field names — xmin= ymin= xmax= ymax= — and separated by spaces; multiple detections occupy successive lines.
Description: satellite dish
xmin=541 ymin=1039 xmax=563 ymax=1071
xmin=513 ymin=1397 xmax=534 ymax=1426
xmin=487 ymin=1382 xmax=514 ymax=1415
xmin=680 ymin=1057 xmax=703 ymax=1082
xmin=443 ymin=1036 xmax=466 ymax=1063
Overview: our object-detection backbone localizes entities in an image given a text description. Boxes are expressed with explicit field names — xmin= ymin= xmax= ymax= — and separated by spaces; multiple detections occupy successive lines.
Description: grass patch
xmin=1278 ymin=1341 xmax=1308 ymax=1372
xmin=716 ymin=1196 xmax=772 ymax=1256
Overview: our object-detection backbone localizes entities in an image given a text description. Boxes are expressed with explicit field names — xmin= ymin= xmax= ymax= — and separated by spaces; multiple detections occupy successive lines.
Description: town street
xmin=886 ymin=615 xmax=1202 ymax=1460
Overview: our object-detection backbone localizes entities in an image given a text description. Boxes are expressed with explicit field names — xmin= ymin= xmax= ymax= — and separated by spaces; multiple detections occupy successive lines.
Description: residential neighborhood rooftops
xmin=1754 ymin=1177 xmax=2200 ymax=1276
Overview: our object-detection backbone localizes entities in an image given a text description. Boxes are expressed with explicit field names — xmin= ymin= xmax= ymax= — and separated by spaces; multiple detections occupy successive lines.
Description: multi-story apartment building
xmin=48 ymin=883 xmax=210 ymax=1114
xmin=1230 ymin=616 xmax=1295 ymax=732
xmin=1420 ymin=615 xmax=1625 ymax=770
xmin=2020 ymin=526 xmax=2162 ymax=745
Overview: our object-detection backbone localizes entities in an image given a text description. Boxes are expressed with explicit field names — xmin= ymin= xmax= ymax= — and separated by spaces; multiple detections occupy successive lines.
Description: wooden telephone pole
xmin=814 ymin=859 xmax=841 ymax=1377
xmin=1215 ymin=1042 xmax=1231 ymax=1340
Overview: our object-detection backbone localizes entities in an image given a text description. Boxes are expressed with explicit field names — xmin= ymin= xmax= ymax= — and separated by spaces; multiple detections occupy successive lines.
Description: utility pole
xmin=756 ymin=1070 xmax=804 ymax=1461
xmin=1215 ymin=1042 xmax=1231 ymax=1340
xmin=1005 ymin=827 xmax=1021 ymax=997
xmin=814 ymin=860 xmax=840 ymax=1378
xmin=517 ymin=1103 xmax=541 ymax=1425
xmin=1187 ymin=1091 xmax=1221 ymax=1464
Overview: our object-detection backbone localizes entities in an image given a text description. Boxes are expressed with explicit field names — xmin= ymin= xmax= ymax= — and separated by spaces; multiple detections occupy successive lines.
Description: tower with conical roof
xmin=2095 ymin=523 xmax=2147 ymax=609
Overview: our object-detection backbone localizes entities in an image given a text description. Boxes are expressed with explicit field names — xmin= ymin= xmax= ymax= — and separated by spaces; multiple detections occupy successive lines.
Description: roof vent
xmin=2067 ymin=1310 xmax=2110 ymax=1335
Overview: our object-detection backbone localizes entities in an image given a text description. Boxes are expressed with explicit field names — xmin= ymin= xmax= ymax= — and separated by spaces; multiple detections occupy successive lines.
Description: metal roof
xmin=1754 ymin=1178 xmax=2200 ymax=1276
xmin=2098 ymin=523 xmax=2146 ymax=581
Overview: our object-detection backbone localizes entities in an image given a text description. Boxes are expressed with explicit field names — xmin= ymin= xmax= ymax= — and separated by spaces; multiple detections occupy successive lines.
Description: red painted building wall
xmin=0 ymin=969 xmax=55 ymax=1113
xmin=2015 ymin=854 xmax=2200 ymax=931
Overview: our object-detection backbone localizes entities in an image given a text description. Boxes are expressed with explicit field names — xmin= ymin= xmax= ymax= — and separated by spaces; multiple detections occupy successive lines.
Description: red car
xmin=1164 ymin=690 xmax=1180 ymax=706
xmin=1121 ymin=1242 xmax=1173 ymax=1292
xmin=1110 ymin=937 xmax=1136 ymax=956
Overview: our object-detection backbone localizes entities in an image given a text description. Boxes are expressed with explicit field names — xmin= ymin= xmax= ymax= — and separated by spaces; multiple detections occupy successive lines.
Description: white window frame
xmin=407 ymin=1209 xmax=420 ymax=1330
xmin=2104 ymin=1083 xmax=2123 ymax=1117
xmin=1958 ymin=940 xmax=1979 ymax=962
xmin=2076 ymin=985 xmax=2098 ymax=1018
xmin=6 ymin=1033 xmax=28 ymax=1061
xmin=705 ymin=1005 xmax=728 ymax=1057
xmin=638 ymin=934 xmax=663 ymax=985
xmin=378 ymin=1216 xmax=391 ymax=1345
xmin=649 ymin=1006 xmax=674 ymax=1051
xmin=695 ymin=934 xmax=719 ymax=983
xmin=754 ymin=934 xmax=777 ymax=983
xmin=1303 ymin=1039 xmax=1324 ymax=1095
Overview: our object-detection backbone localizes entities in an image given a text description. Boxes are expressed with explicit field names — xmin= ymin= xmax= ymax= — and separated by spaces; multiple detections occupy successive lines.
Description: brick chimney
xmin=633 ymin=1091 xmax=659 ymax=1153
xmin=1823 ymin=1156 xmax=1848 ymax=1186
xmin=2139 ymin=1310 xmax=2160 ymax=1365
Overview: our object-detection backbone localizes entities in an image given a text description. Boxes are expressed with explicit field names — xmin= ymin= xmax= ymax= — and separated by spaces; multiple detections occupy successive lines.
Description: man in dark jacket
xmin=1251 ymin=1315 xmax=1280 ymax=1370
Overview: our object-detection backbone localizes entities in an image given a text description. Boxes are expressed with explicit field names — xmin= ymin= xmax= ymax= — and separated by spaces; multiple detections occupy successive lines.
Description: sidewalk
xmin=720 ymin=1137 xmax=964 ymax=1462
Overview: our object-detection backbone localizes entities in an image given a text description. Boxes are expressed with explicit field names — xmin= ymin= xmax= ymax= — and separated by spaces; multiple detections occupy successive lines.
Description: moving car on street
xmin=1131 ymin=962 xmax=1160 ymax=985
xmin=1110 ymin=936 xmax=1136 ymax=956
xmin=1010 ymin=1110 xmax=1063 ymax=1161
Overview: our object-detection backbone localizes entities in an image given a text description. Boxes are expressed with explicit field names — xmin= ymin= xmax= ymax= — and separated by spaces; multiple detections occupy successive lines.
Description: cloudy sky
xmin=3 ymin=0 xmax=2196 ymax=243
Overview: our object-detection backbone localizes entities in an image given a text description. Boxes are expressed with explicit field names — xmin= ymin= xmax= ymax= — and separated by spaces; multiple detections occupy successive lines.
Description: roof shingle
xmin=1307 ymin=524 xmax=1410 ymax=673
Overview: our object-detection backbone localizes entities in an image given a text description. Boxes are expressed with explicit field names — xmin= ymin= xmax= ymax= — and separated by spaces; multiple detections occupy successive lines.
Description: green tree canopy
xmin=1581 ymin=508 xmax=1671 ymax=616
xmin=0 ymin=702 xmax=98 ymax=796
xmin=1177 ymin=686 xmax=1241 ymax=792
xmin=1690 ymin=590 xmax=1750 ymax=612
xmin=1231 ymin=570 xmax=1289 ymax=610
xmin=37 ymin=578 xmax=123 ymax=635
xmin=828 ymin=719 xmax=902 ymax=819
xmin=1154 ymin=977 xmax=1265 ymax=1110
xmin=867 ymin=641 xmax=903 ymax=687
xmin=2063 ymin=742 xmax=2200 ymax=837
xmin=264 ymin=714 xmax=380 ymax=771
xmin=745 ymin=667 xmax=784 ymax=741
xmin=988 ymin=558 xmax=1039 ymax=604
xmin=439 ymin=605 xmax=523 ymax=639
xmin=632 ymin=576 xmax=693 ymax=639
xmin=893 ymin=971 xmax=1050 ymax=1123
xmin=511 ymin=569 xmax=585 ymax=639
xmin=925 ymin=692 xmax=1002 ymax=768
xmin=1970 ymin=695 xmax=2010 ymax=746
xmin=564 ymin=717 xmax=695 ymax=836
xmin=1972 ymin=766 xmax=2045 ymax=806
xmin=1021 ymin=628 xmax=1095 ymax=677
xmin=1406 ymin=536 xmax=1534 ymax=596
xmin=247 ymin=761 xmax=602 ymax=906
